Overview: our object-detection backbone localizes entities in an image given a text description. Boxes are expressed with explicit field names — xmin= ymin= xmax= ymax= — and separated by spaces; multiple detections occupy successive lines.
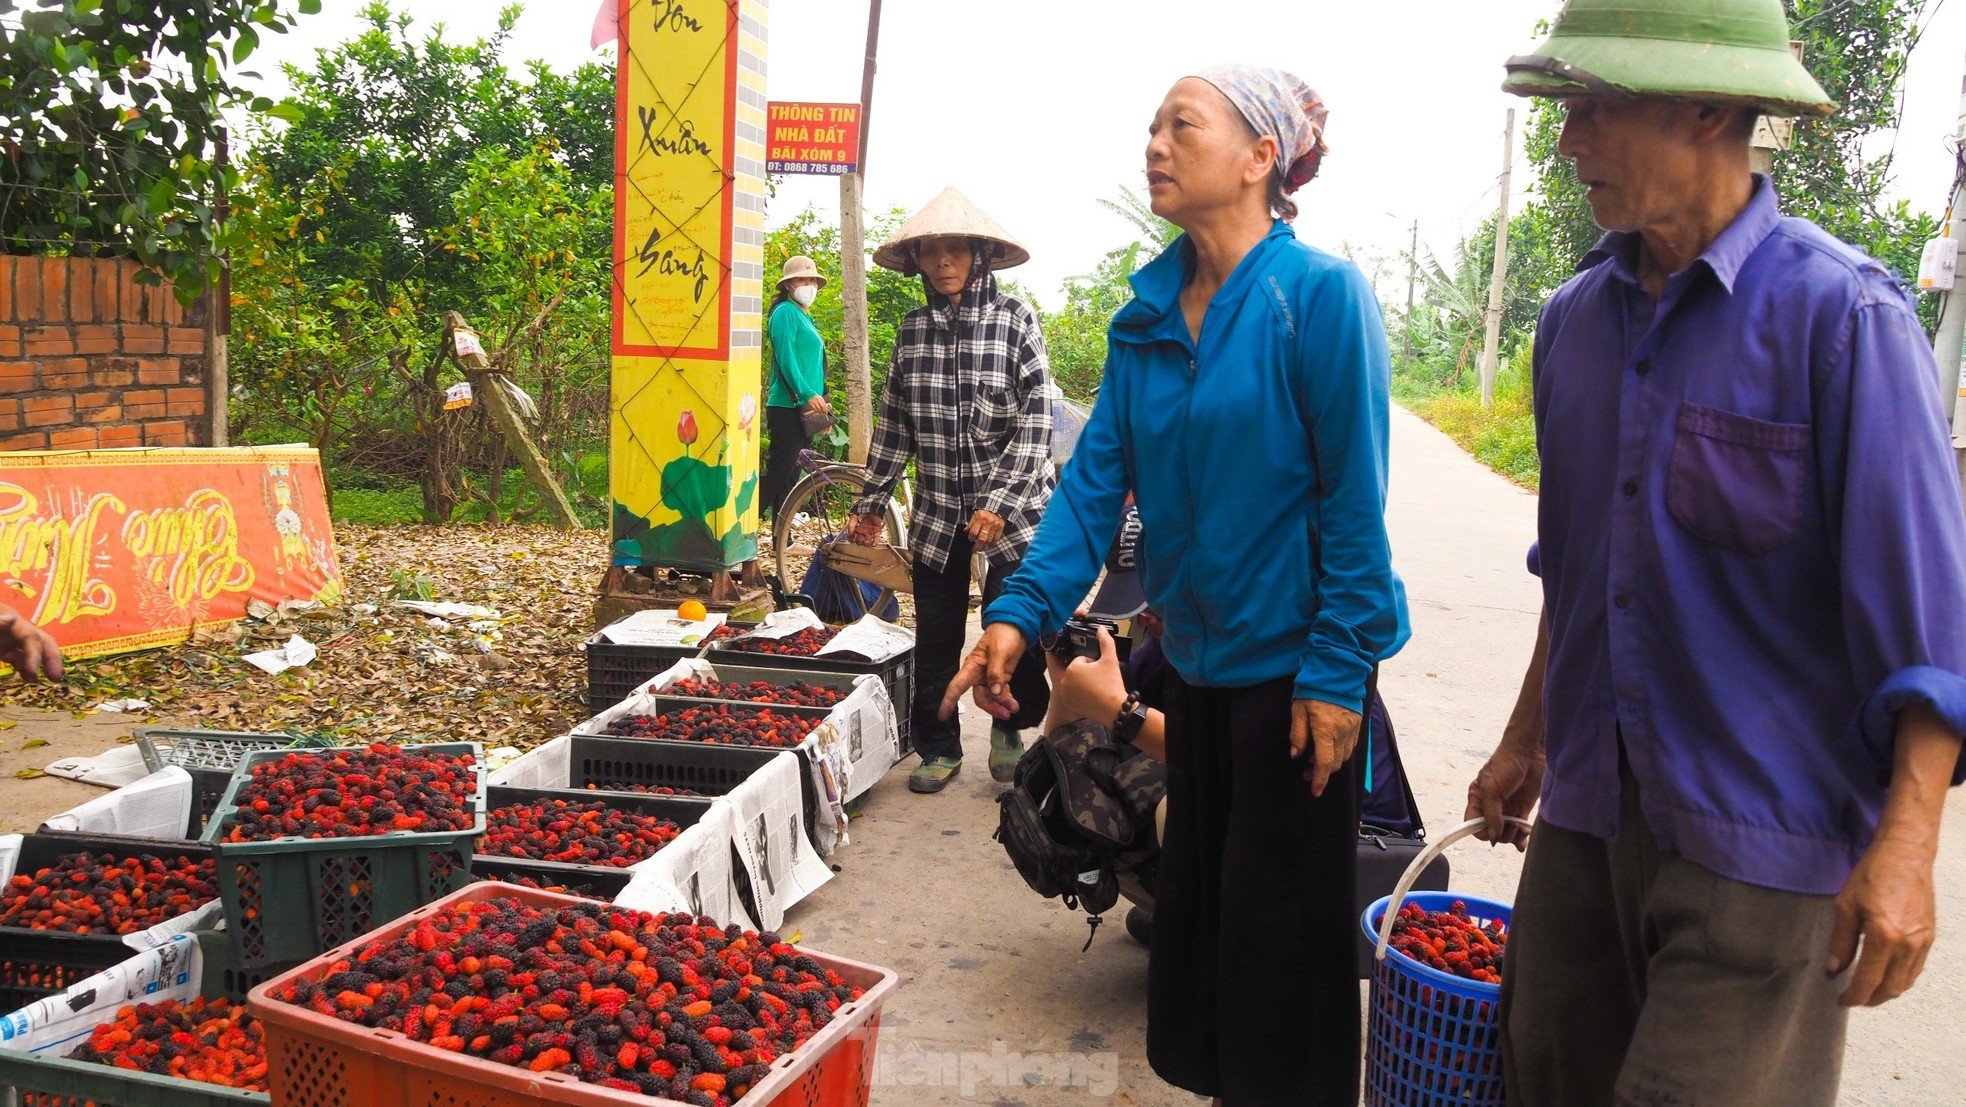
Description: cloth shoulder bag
xmin=769 ymin=316 xmax=834 ymax=437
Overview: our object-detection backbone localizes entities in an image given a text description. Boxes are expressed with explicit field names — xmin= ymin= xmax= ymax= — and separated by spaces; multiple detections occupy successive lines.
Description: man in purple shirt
xmin=1464 ymin=1 xmax=1966 ymax=1102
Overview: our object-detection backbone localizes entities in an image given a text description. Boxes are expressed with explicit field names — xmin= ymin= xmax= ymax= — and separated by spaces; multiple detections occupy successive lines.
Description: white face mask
xmin=790 ymin=285 xmax=818 ymax=307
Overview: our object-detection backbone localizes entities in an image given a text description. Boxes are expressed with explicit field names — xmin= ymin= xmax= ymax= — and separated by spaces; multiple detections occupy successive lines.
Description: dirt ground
xmin=0 ymin=708 xmax=144 ymax=832
xmin=2 ymin=410 xmax=1961 ymax=1104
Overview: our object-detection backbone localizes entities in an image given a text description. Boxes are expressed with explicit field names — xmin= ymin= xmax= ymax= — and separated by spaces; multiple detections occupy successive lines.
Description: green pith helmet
xmin=1503 ymin=0 xmax=1835 ymax=118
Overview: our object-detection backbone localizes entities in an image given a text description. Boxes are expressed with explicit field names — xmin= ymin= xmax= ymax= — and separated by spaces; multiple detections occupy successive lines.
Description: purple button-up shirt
xmin=1533 ymin=175 xmax=1966 ymax=895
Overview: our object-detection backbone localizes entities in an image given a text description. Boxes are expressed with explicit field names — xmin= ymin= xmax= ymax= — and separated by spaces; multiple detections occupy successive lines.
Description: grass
xmin=330 ymin=485 xmax=426 ymax=526
xmin=1394 ymin=343 xmax=1541 ymax=490
xmin=1414 ymin=390 xmax=1539 ymax=489
xmin=327 ymin=455 xmax=613 ymax=527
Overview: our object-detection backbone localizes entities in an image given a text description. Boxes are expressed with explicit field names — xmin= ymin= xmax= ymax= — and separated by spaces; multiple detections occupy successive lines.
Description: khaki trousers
xmin=1500 ymin=761 xmax=1850 ymax=1106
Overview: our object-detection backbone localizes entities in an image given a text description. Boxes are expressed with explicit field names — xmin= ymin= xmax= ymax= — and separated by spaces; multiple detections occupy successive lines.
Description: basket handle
xmin=1373 ymin=815 xmax=1534 ymax=962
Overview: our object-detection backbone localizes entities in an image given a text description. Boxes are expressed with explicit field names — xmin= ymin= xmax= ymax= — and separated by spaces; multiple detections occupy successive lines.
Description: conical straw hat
xmin=872 ymin=186 xmax=1030 ymax=274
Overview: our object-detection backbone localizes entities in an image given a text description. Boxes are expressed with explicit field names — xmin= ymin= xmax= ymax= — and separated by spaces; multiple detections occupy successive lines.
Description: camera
xmin=1040 ymin=616 xmax=1117 ymax=662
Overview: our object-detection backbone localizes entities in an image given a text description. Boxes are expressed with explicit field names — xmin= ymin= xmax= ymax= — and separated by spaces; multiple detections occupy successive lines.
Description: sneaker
xmin=908 ymin=756 xmax=962 ymax=794
xmin=988 ymin=727 xmax=1024 ymax=783
xmin=1125 ymin=906 xmax=1153 ymax=946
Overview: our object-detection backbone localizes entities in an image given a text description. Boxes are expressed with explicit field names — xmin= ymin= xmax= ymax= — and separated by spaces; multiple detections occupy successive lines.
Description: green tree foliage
xmin=1399 ymin=0 xmax=1947 ymax=488
xmin=1096 ymin=187 xmax=1180 ymax=252
xmin=229 ymin=1 xmax=614 ymax=521
xmin=1 ymin=0 xmax=320 ymax=302
xmin=1773 ymin=0 xmax=1941 ymax=311
xmin=761 ymin=207 xmax=924 ymax=454
xmin=1044 ymin=241 xmax=1146 ymax=399
xmin=1399 ymin=242 xmax=1495 ymax=390
xmin=227 ymin=158 xmax=401 ymax=467
xmin=1512 ymin=0 xmax=1942 ymax=317
xmin=1033 ymin=186 xmax=1174 ymax=400
xmin=254 ymin=3 xmax=610 ymax=295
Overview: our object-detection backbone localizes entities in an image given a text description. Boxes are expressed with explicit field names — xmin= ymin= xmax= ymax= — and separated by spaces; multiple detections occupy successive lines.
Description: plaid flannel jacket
xmin=853 ymin=268 xmax=1055 ymax=572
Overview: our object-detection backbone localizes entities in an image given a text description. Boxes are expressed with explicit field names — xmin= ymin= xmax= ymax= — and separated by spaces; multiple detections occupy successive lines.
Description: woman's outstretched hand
xmin=940 ymin=623 xmax=1028 ymax=721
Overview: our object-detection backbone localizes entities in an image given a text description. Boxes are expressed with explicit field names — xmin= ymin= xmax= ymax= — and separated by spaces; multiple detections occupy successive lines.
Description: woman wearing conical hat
xmin=847 ymin=187 xmax=1054 ymax=794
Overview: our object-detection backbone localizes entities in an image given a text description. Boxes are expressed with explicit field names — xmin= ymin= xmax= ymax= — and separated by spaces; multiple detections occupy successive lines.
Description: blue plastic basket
xmin=1360 ymin=891 xmax=1512 ymax=1107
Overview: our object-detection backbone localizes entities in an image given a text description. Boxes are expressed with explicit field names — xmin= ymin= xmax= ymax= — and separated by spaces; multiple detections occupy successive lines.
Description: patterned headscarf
xmin=1191 ymin=65 xmax=1330 ymax=194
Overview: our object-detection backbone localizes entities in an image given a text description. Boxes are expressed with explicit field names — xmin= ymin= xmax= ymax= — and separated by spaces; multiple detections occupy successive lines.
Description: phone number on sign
xmin=767 ymin=161 xmax=853 ymax=176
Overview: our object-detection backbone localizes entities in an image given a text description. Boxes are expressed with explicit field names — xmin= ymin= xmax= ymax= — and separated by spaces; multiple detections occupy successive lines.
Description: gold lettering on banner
xmin=0 ymin=482 xmax=120 ymax=625
xmin=121 ymin=490 xmax=256 ymax=607
xmin=0 ymin=483 xmax=260 ymax=625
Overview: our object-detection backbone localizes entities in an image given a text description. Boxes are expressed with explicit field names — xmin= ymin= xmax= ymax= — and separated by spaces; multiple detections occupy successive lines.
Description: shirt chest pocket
xmin=968 ymin=366 xmax=1020 ymax=442
xmin=1665 ymin=401 xmax=1811 ymax=553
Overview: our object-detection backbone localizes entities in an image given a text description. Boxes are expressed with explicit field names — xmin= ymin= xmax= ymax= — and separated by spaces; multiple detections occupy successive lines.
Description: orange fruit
xmin=678 ymin=600 xmax=708 ymax=621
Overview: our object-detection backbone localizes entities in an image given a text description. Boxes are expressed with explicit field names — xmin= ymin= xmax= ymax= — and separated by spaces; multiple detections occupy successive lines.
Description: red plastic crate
xmin=246 ymin=884 xmax=897 ymax=1107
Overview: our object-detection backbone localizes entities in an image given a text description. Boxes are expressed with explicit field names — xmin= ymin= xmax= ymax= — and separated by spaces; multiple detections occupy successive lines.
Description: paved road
xmin=0 ymin=406 xmax=1953 ymax=1103
xmin=1373 ymin=408 xmax=1966 ymax=1107
xmin=801 ymin=406 xmax=1965 ymax=1105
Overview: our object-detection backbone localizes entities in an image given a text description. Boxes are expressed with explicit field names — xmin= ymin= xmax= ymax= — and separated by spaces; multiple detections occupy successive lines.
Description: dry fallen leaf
xmin=0 ymin=524 xmax=607 ymax=752
xmin=15 ymin=768 xmax=44 ymax=780
xmin=21 ymin=738 xmax=47 ymax=749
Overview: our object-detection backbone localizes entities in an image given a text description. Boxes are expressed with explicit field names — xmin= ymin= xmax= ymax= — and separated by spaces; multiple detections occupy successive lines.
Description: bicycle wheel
xmin=773 ymin=467 xmax=907 ymax=621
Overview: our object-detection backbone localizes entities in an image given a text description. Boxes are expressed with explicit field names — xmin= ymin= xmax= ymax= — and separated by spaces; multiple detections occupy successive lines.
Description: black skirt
xmin=1147 ymin=672 xmax=1360 ymax=1105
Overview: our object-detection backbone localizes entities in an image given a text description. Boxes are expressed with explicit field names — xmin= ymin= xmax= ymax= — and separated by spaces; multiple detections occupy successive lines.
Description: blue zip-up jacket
xmin=986 ymin=221 xmax=1408 ymax=712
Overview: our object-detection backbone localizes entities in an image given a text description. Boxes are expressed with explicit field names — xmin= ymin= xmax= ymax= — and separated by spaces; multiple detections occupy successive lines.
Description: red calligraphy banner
xmin=0 ymin=446 xmax=343 ymax=663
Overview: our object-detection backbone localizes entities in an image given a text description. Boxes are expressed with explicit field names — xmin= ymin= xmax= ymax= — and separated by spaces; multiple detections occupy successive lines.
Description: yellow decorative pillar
xmin=610 ymin=0 xmax=768 ymax=574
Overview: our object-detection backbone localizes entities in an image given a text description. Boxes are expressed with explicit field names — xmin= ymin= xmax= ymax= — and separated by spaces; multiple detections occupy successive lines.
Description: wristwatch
xmin=1113 ymin=691 xmax=1148 ymax=744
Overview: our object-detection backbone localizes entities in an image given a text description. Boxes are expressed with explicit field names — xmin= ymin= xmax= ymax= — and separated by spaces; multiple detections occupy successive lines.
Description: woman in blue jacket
xmin=761 ymin=254 xmax=832 ymax=519
xmin=945 ymin=67 xmax=1408 ymax=1104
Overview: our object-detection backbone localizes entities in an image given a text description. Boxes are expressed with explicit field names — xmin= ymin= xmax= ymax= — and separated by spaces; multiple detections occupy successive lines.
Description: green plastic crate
xmin=0 ymin=833 xmax=219 ymax=1014
xmin=133 ymin=727 xmax=311 ymax=775
xmin=201 ymin=743 xmax=485 ymax=968
xmin=0 ymin=933 xmax=270 ymax=1105
xmin=0 ymin=1047 xmax=268 ymax=1106
xmin=191 ymin=931 xmax=298 ymax=1005
xmin=185 ymin=767 xmax=235 ymax=840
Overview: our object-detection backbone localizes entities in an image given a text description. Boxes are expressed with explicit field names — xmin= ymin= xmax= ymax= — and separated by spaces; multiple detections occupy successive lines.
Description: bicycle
xmin=769 ymin=381 xmax=1090 ymax=620
xmin=769 ymin=448 xmax=989 ymax=622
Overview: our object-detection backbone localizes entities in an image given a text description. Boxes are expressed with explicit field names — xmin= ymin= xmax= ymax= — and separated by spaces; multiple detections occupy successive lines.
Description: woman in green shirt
xmin=762 ymin=254 xmax=832 ymax=519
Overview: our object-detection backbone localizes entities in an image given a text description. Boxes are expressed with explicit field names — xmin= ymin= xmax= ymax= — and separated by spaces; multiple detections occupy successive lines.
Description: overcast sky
xmin=247 ymin=0 xmax=1966 ymax=308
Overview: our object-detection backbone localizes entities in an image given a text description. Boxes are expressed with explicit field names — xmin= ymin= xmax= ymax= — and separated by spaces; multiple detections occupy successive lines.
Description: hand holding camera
xmin=1041 ymin=622 xmax=1125 ymax=737
xmin=1040 ymin=616 xmax=1118 ymax=663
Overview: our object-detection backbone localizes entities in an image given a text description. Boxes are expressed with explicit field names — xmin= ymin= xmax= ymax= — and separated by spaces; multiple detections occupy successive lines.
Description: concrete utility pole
xmin=1940 ymin=69 xmax=1966 ymax=450
xmin=1403 ymin=219 xmax=1419 ymax=366
xmin=838 ymin=0 xmax=884 ymax=464
xmin=1478 ymin=110 xmax=1515 ymax=409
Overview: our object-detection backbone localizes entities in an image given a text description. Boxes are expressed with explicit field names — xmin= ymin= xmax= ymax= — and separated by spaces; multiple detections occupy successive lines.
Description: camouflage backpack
xmin=995 ymin=718 xmax=1166 ymax=947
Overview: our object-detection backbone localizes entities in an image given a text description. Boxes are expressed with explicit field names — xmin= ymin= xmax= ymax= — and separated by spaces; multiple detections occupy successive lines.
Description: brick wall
xmin=0 ymin=256 xmax=208 ymax=451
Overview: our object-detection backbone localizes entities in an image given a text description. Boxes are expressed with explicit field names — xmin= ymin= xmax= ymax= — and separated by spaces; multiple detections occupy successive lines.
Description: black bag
xmin=1353 ymin=683 xmax=1449 ymax=977
xmin=1360 ymin=686 xmax=1424 ymax=837
xmin=995 ymin=718 xmax=1165 ymax=948
xmin=798 ymin=407 xmax=835 ymax=438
